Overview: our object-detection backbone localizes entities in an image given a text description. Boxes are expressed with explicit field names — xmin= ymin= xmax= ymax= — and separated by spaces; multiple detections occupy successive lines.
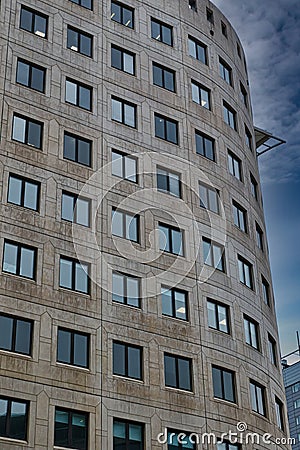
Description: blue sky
xmin=211 ymin=0 xmax=300 ymax=357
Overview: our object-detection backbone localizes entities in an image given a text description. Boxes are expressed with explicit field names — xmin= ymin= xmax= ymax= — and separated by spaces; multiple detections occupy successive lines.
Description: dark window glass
xmin=195 ymin=130 xmax=215 ymax=161
xmin=16 ymin=59 xmax=45 ymax=92
xmin=111 ymin=45 xmax=135 ymax=75
xmin=70 ymin=0 xmax=92 ymax=10
xmin=0 ymin=314 xmax=32 ymax=355
xmin=159 ymin=223 xmax=184 ymax=256
xmin=188 ymin=36 xmax=207 ymax=64
xmin=250 ymin=174 xmax=258 ymax=200
xmin=20 ymin=6 xmax=47 ymax=38
xmin=250 ymin=380 xmax=266 ymax=416
xmin=206 ymin=7 xmax=214 ymax=24
xmin=112 ymin=97 xmax=136 ymax=128
xmin=113 ymin=341 xmax=142 ymax=380
xmin=65 ymin=79 xmax=92 ymax=111
xmin=219 ymin=58 xmax=232 ymax=86
xmin=111 ymin=1 xmax=134 ymax=28
xmin=232 ymin=201 xmax=247 ymax=232
xmin=268 ymin=334 xmax=277 ymax=366
xmin=256 ymin=223 xmax=264 ymax=250
xmin=12 ymin=114 xmax=43 ymax=149
xmin=112 ymin=209 xmax=139 ymax=242
xmin=57 ymin=328 xmax=89 ymax=368
xmin=151 ymin=18 xmax=173 ymax=46
xmin=54 ymin=408 xmax=88 ymax=450
xmin=8 ymin=174 xmax=40 ymax=211
xmin=223 ymin=102 xmax=237 ymax=130
xmin=157 ymin=167 xmax=181 ymax=197
xmin=244 ymin=316 xmax=259 ymax=350
xmin=113 ymin=419 xmax=144 ymax=450
xmin=203 ymin=238 xmax=225 ymax=272
xmin=0 ymin=397 xmax=28 ymax=441
xmin=238 ymin=256 xmax=253 ymax=289
xmin=191 ymin=81 xmax=210 ymax=109
xmin=164 ymin=353 xmax=192 ymax=391
xmin=207 ymin=300 xmax=229 ymax=333
xmin=112 ymin=272 xmax=140 ymax=307
xmin=155 ymin=114 xmax=178 ymax=144
xmin=112 ymin=150 xmax=137 ymax=183
xmin=153 ymin=63 xmax=175 ymax=92
xmin=221 ymin=21 xmax=228 ymax=37
xmin=199 ymin=183 xmax=219 ymax=214
xmin=275 ymin=398 xmax=284 ymax=430
xmin=61 ymin=191 xmax=90 ymax=227
xmin=262 ymin=276 xmax=270 ymax=305
xmin=161 ymin=286 xmax=188 ymax=320
xmin=218 ymin=443 xmax=239 ymax=450
xmin=228 ymin=151 xmax=242 ymax=181
xmin=63 ymin=132 xmax=91 ymax=167
xmin=240 ymin=83 xmax=248 ymax=107
xmin=59 ymin=257 xmax=90 ymax=294
xmin=167 ymin=429 xmax=196 ymax=449
xmin=2 ymin=240 xmax=36 ymax=280
xmin=212 ymin=366 xmax=236 ymax=403
xmin=67 ymin=26 xmax=93 ymax=58
xmin=245 ymin=125 xmax=253 ymax=150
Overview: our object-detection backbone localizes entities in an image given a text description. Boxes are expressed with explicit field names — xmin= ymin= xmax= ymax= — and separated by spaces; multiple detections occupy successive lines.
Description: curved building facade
xmin=0 ymin=0 xmax=290 ymax=449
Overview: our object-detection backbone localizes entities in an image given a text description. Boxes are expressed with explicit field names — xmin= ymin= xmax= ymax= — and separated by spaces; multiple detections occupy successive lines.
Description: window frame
xmin=70 ymin=0 xmax=93 ymax=9
xmin=167 ymin=429 xmax=196 ymax=449
xmin=188 ymin=35 xmax=207 ymax=65
xmin=212 ymin=365 xmax=236 ymax=403
xmin=59 ymin=256 xmax=90 ymax=295
xmin=111 ymin=149 xmax=137 ymax=183
xmin=0 ymin=396 xmax=29 ymax=441
xmin=250 ymin=380 xmax=266 ymax=416
xmin=219 ymin=58 xmax=232 ymax=86
xmin=262 ymin=276 xmax=270 ymax=306
xmin=244 ymin=315 xmax=260 ymax=350
xmin=111 ymin=0 xmax=134 ymax=29
xmin=20 ymin=5 xmax=48 ymax=38
xmin=111 ymin=96 xmax=137 ymax=128
xmin=223 ymin=101 xmax=237 ymax=130
xmin=256 ymin=223 xmax=264 ymax=251
xmin=238 ymin=255 xmax=253 ymax=289
xmin=207 ymin=299 xmax=230 ymax=334
xmin=54 ymin=407 xmax=89 ymax=450
xmin=113 ymin=341 xmax=143 ymax=380
xmin=67 ymin=25 xmax=93 ymax=58
xmin=57 ymin=327 xmax=90 ymax=368
xmin=63 ymin=131 xmax=92 ymax=167
xmin=0 ymin=313 xmax=33 ymax=356
xmin=161 ymin=286 xmax=188 ymax=321
xmin=250 ymin=174 xmax=258 ymax=200
xmin=61 ymin=190 xmax=91 ymax=227
xmin=12 ymin=113 xmax=43 ymax=149
xmin=7 ymin=173 xmax=40 ymax=211
xmin=195 ymin=130 xmax=215 ymax=161
xmin=111 ymin=44 xmax=135 ymax=75
xmin=152 ymin=62 xmax=176 ymax=92
xmin=164 ymin=352 xmax=193 ymax=391
xmin=245 ymin=125 xmax=253 ymax=150
xmin=151 ymin=18 xmax=173 ymax=46
xmin=2 ymin=239 xmax=37 ymax=280
xmin=111 ymin=208 xmax=139 ymax=243
xmin=199 ymin=182 xmax=220 ymax=214
xmin=65 ymin=78 xmax=92 ymax=111
xmin=275 ymin=397 xmax=285 ymax=431
xmin=232 ymin=200 xmax=247 ymax=232
xmin=240 ymin=82 xmax=248 ymax=107
xmin=202 ymin=238 xmax=225 ymax=272
xmin=16 ymin=58 xmax=46 ymax=93
xmin=157 ymin=166 xmax=181 ymax=198
xmin=154 ymin=113 xmax=178 ymax=144
xmin=228 ymin=151 xmax=242 ymax=181
xmin=268 ymin=334 xmax=277 ymax=367
xmin=191 ymin=80 xmax=211 ymax=110
xmin=158 ymin=222 xmax=184 ymax=256
xmin=112 ymin=271 xmax=141 ymax=308
xmin=113 ymin=418 xmax=144 ymax=449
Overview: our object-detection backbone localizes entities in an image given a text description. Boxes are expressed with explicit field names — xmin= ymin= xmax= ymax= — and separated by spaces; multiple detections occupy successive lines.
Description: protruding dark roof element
xmin=254 ymin=126 xmax=286 ymax=156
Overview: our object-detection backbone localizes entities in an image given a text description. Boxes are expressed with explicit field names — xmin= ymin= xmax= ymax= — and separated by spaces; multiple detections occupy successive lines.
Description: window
xmin=151 ymin=18 xmax=173 ymax=46
xmin=70 ymin=0 xmax=92 ymax=9
xmin=154 ymin=114 xmax=178 ymax=144
xmin=223 ymin=102 xmax=237 ymax=130
xmin=262 ymin=277 xmax=270 ymax=305
xmin=111 ymin=45 xmax=135 ymax=75
xmin=157 ymin=167 xmax=181 ymax=197
xmin=268 ymin=334 xmax=277 ymax=366
xmin=221 ymin=21 xmax=227 ymax=37
xmin=67 ymin=26 xmax=93 ymax=58
xmin=217 ymin=443 xmax=239 ymax=450
xmin=112 ymin=272 xmax=140 ymax=307
xmin=2 ymin=240 xmax=36 ymax=280
xmin=167 ymin=429 xmax=196 ymax=449
xmin=153 ymin=63 xmax=175 ymax=92
xmin=212 ymin=366 xmax=235 ymax=402
xmin=112 ymin=209 xmax=139 ymax=242
xmin=203 ymin=238 xmax=225 ymax=272
xmin=191 ymin=81 xmax=210 ymax=109
xmin=111 ymin=1 xmax=134 ymax=29
xmin=0 ymin=397 xmax=28 ymax=441
xmin=113 ymin=341 xmax=142 ymax=380
xmin=199 ymin=183 xmax=219 ymax=214
xmin=293 ymin=383 xmax=300 ymax=393
xmin=161 ymin=286 xmax=188 ymax=320
xmin=244 ymin=316 xmax=259 ymax=350
xmin=219 ymin=58 xmax=232 ymax=86
xmin=240 ymin=83 xmax=248 ymax=107
xmin=164 ymin=353 xmax=192 ymax=391
xmin=237 ymin=43 xmax=241 ymax=58
xmin=207 ymin=300 xmax=229 ymax=333
xmin=20 ymin=6 xmax=47 ymax=38
xmin=228 ymin=151 xmax=242 ymax=181
xmin=195 ymin=130 xmax=215 ymax=161
xmin=113 ymin=419 xmax=144 ymax=450
xmin=256 ymin=223 xmax=264 ymax=250
xmin=188 ymin=0 xmax=197 ymax=11
xmin=0 ymin=314 xmax=33 ymax=355
xmin=188 ymin=36 xmax=207 ymax=64
xmin=112 ymin=97 xmax=136 ymax=128
xmin=16 ymin=59 xmax=45 ymax=93
xmin=238 ymin=256 xmax=253 ymax=289
xmin=250 ymin=174 xmax=258 ymax=200
xmin=65 ymin=79 xmax=92 ymax=111
xmin=232 ymin=201 xmax=247 ymax=232
xmin=296 ymin=416 xmax=300 ymax=425
xmin=12 ymin=114 xmax=43 ymax=149
xmin=61 ymin=191 xmax=90 ymax=227
xmin=206 ymin=7 xmax=214 ymax=24
xmin=112 ymin=150 xmax=137 ymax=182
xmin=59 ymin=256 xmax=90 ymax=294
xmin=57 ymin=328 xmax=89 ymax=368
xmin=63 ymin=132 xmax=91 ymax=167
xmin=295 ymin=399 xmax=300 ymax=409
xmin=54 ymin=408 xmax=88 ymax=450
xmin=8 ymin=174 xmax=40 ymax=211
xmin=159 ymin=223 xmax=184 ymax=256
xmin=245 ymin=126 xmax=253 ymax=150
xmin=250 ymin=380 xmax=266 ymax=416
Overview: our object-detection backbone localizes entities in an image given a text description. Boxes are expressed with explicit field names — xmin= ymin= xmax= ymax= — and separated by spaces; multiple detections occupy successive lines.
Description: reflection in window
xmin=113 ymin=341 xmax=142 ymax=380
xmin=54 ymin=408 xmax=88 ymax=450
xmin=0 ymin=314 xmax=33 ymax=355
xmin=112 ymin=209 xmax=139 ymax=242
xmin=111 ymin=150 xmax=137 ymax=182
xmin=57 ymin=328 xmax=89 ymax=368
xmin=159 ymin=223 xmax=184 ymax=256
xmin=8 ymin=174 xmax=40 ymax=211
xmin=161 ymin=286 xmax=188 ymax=320
xmin=112 ymin=272 xmax=140 ymax=307
xmin=3 ymin=240 xmax=36 ymax=279
xmin=59 ymin=256 xmax=90 ymax=294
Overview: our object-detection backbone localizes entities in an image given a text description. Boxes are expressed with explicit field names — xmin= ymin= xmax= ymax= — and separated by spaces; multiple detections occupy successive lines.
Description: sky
xmin=211 ymin=0 xmax=300 ymax=358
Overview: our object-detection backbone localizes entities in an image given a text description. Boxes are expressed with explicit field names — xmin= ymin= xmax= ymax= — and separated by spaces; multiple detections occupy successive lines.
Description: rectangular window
xmin=295 ymin=399 xmax=300 ymax=408
xmin=250 ymin=380 xmax=266 ymax=416
xmin=112 ymin=209 xmax=139 ymax=242
xmin=161 ymin=286 xmax=188 ymax=320
xmin=0 ymin=397 xmax=29 ymax=441
xmin=111 ymin=1 xmax=134 ymax=29
xmin=153 ymin=63 xmax=175 ymax=92
xmin=67 ymin=26 xmax=93 ymax=57
xmin=164 ymin=353 xmax=192 ymax=391
xmin=199 ymin=182 xmax=219 ymax=214
xmin=262 ymin=277 xmax=270 ymax=305
xmin=228 ymin=151 xmax=242 ymax=181
xmin=218 ymin=443 xmax=239 ymax=450
xmin=238 ymin=256 xmax=253 ymax=289
xmin=54 ymin=408 xmax=88 ymax=450
xmin=245 ymin=125 xmax=253 ymax=150
xmin=61 ymin=191 xmax=90 ymax=227
xmin=159 ymin=223 xmax=184 ymax=256
xmin=276 ymin=404 xmax=285 ymax=431
xmin=20 ymin=6 xmax=47 ymax=38
xmin=63 ymin=132 xmax=91 ymax=167
xmin=59 ymin=256 xmax=90 ymax=294
xmin=0 ymin=314 xmax=33 ymax=356
xmin=16 ymin=59 xmax=45 ymax=93
xmin=12 ymin=114 xmax=43 ymax=149
xmin=111 ymin=45 xmax=135 ymax=75
xmin=113 ymin=419 xmax=144 ymax=450
xmin=206 ymin=7 xmax=214 ymax=24
xmin=112 ymin=272 xmax=140 ymax=308
xmin=195 ymin=130 xmax=215 ymax=161
xmin=113 ymin=341 xmax=142 ymax=380
xmin=219 ymin=58 xmax=232 ymax=86
xmin=293 ymin=383 xmax=300 ymax=393
xmin=57 ymin=328 xmax=89 ymax=368
xmin=232 ymin=201 xmax=247 ymax=232
xmin=256 ymin=223 xmax=264 ymax=250
xmin=296 ymin=416 xmax=300 ymax=425
xmin=112 ymin=97 xmax=136 ymax=128
xmin=65 ymin=79 xmax=92 ymax=111
xmin=244 ymin=316 xmax=259 ymax=350
xmin=112 ymin=150 xmax=137 ymax=182
xmin=188 ymin=36 xmax=207 ymax=64
xmin=221 ymin=21 xmax=228 ymax=37
xmin=8 ymin=174 xmax=40 ymax=211
xmin=70 ymin=0 xmax=92 ymax=9
xmin=151 ymin=18 xmax=173 ymax=46
xmin=240 ymin=83 xmax=248 ymax=107
xmin=167 ymin=430 xmax=196 ymax=449
xmin=191 ymin=81 xmax=210 ymax=109
xmin=212 ymin=366 xmax=235 ymax=403
xmin=203 ymin=238 xmax=225 ymax=272
xmin=268 ymin=334 xmax=277 ymax=366
xmin=2 ymin=240 xmax=36 ymax=280
xmin=188 ymin=0 xmax=197 ymax=11
xmin=223 ymin=101 xmax=237 ymax=130
xmin=157 ymin=167 xmax=181 ymax=197
xmin=250 ymin=174 xmax=258 ymax=200
xmin=154 ymin=114 xmax=178 ymax=144
xmin=207 ymin=299 xmax=229 ymax=333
